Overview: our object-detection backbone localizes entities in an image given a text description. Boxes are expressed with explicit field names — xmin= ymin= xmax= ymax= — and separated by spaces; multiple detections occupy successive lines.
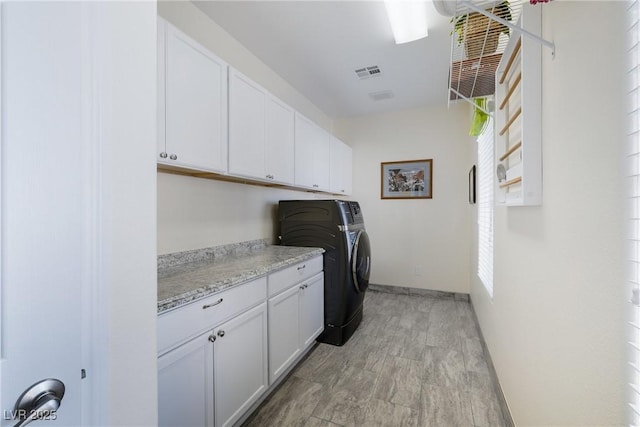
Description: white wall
xmin=470 ymin=2 xmax=626 ymax=425
xmin=158 ymin=173 xmax=329 ymax=254
xmin=99 ymin=3 xmax=159 ymax=425
xmin=335 ymin=104 xmax=473 ymax=293
xmin=156 ymin=1 xmax=341 ymax=255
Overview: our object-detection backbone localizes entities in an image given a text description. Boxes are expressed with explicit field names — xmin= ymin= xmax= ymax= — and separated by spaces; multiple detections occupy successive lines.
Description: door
xmin=213 ymin=303 xmax=268 ymax=427
xmin=228 ymin=69 xmax=266 ymax=179
xmin=165 ymin=21 xmax=228 ymax=172
xmin=265 ymin=96 xmax=295 ymax=185
xmin=158 ymin=332 xmax=214 ymax=427
xmin=294 ymin=113 xmax=315 ymax=189
xmin=0 ymin=3 xmax=86 ymax=425
xmin=1 ymin=2 xmax=157 ymax=426
xmin=268 ymin=285 xmax=301 ymax=383
xmin=352 ymin=230 xmax=371 ymax=293
xmin=299 ymin=273 xmax=325 ymax=348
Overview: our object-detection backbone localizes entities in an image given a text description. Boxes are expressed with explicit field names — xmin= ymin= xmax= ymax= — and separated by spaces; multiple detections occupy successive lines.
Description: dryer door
xmin=351 ymin=230 xmax=371 ymax=293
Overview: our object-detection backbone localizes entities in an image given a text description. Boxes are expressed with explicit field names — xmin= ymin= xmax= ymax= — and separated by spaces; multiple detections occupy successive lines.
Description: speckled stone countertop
xmin=158 ymin=242 xmax=324 ymax=314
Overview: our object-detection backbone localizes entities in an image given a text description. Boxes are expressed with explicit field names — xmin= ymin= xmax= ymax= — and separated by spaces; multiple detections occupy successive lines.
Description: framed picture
xmin=381 ymin=159 xmax=433 ymax=199
xmin=469 ymin=165 xmax=476 ymax=204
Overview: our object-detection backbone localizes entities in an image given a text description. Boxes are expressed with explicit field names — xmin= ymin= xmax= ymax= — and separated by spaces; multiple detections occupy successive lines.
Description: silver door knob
xmin=169 ymin=154 xmax=177 ymax=160
xmin=12 ymin=378 xmax=65 ymax=427
xmin=208 ymin=334 xmax=216 ymax=343
xmin=217 ymin=330 xmax=225 ymax=338
xmin=159 ymin=152 xmax=168 ymax=159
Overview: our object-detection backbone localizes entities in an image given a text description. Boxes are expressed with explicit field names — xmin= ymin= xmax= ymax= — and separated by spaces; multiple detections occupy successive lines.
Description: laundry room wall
xmin=157 ymin=1 xmax=338 ymax=255
xmin=469 ymin=2 xmax=626 ymax=425
xmin=334 ymin=103 xmax=474 ymax=294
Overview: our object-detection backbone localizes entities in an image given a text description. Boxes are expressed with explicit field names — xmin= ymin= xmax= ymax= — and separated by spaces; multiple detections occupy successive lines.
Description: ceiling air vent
xmin=369 ymin=90 xmax=394 ymax=101
xmin=355 ymin=65 xmax=382 ymax=80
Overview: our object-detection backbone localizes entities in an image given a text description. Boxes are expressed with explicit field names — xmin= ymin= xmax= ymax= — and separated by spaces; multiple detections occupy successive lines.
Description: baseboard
xmin=368 ymin=283 xmax=470 ymax=302
xmin=467 ymin=299 xmax=516 ymax=427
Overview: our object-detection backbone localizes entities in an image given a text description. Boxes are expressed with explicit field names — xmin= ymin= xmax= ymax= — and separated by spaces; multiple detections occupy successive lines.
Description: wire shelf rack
xmin=443 ymin=0 xmax=554 ymax=110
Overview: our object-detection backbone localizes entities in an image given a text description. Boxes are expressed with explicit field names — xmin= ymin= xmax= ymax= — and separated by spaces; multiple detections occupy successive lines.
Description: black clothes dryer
xmin=279 ymin=200 xmax=371 ymax=346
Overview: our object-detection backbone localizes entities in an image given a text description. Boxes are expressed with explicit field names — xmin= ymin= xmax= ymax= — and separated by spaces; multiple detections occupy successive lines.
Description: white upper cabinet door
xmin=163 ymin=21 xmax=228 ymax=173
xmin=330 ymin=137 xmax=353 ymax=195
xmin=343 ymin=143 xmax=353 ymax=195
xmin=265 ymin=96 xmax=295 ymax=185
xmin=313 ymin=126 xmax=331 ymax=191
xmin=228 ymin=70 xmax=267 ymax=179
xmin=330 ymin=136 xmax=344 ymax=194
xmin=158 ymin=18 xmax=167 ymax=161
xmin=294 ymin=113 xmax=315 ymax=188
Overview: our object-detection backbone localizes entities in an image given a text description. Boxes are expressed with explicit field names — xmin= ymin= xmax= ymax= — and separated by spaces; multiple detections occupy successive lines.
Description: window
xmin=477 ymin=117 xmax=494 ymax=297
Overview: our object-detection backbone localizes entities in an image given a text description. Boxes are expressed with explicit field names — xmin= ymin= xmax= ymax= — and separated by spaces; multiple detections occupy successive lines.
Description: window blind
xmin=628 ymin=0 xmax=640 ymax=423
xmin=477 ymin=117 xmax=494 ymax=297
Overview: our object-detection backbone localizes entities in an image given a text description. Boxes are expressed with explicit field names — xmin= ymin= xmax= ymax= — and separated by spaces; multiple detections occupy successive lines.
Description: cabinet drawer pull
xmin=202 ymin=298 xmax=223 ymax=310
xmin=297 ymin=264 xmax=306 ymax=271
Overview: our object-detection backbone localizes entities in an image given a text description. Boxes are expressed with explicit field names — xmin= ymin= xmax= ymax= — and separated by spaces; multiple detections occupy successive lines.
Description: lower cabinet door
xmin=299 ymin=273 xmax=325 ymax=348
xmin=158 ymin=331 xmax=215 ymax=427
xmin=268 ymin=285 xmax=301 ymax=383
xmin=214 ymin=302 xmax=268 ymax=427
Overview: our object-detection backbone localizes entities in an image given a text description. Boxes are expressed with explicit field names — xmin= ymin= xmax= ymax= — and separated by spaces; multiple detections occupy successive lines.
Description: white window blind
xmin=628 ymin=0 xmax=640 ymax=423
xmin=477 ymin=118 xmax=494 ymax=297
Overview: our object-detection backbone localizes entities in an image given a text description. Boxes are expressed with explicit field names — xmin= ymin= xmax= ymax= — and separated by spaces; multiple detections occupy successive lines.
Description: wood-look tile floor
xmin=244 ymin=290 xmax=508 ymax=427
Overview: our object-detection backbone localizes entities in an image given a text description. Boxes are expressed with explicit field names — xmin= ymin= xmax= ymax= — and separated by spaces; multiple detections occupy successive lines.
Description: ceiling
xmin=194 ymin=1 xmax=453 ymax=119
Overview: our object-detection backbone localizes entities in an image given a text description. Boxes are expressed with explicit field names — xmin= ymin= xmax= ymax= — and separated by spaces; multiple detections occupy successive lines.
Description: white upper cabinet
xmin=265 ymin=97 xmax=295 ymax=185
xmin=295 ymin=113 xmax=330 ymax=191
xmin=228 ymin=69 xmax=295 ymax=185
xmin=294 ymin=113 xmax=315 ymax=188
xmin=313 ymin=127 xmax=331 ymax=192
xmin=330 ymin=136 xmax=353 ymax=195
xmin=158 ymin=17 xmax=228 ymax=173
xmin=228 ymin=70 xmax=266 ymax=179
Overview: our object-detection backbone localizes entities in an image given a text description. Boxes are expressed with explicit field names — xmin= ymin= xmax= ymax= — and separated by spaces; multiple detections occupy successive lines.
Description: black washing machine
xmin=279 ymin=200 xmax=371 ymax=346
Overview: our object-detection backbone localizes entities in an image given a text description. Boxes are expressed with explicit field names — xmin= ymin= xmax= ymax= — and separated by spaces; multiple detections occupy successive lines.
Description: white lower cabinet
xmin=268 ymin=285 xmax=301 ymax=382
xmin=299 ymin=273 xmax=325 ymax=348
xmin=268 ymin=271 xmax=324 ymax=384
xmin=213 ymin=302 xmax=268 ymax=427
xmin=158 ymin=258 xmax=324 ymax=427
xmin=158 ymin=331 xmax=214 ymax=427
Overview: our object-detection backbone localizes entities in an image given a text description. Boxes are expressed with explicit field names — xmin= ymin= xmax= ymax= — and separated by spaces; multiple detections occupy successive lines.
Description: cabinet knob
xmin=169 ymin=154 xmax=178 ymax=160
xmin=208 ymin=334 xmax=216 ymax=343
xmin=159 ymin=152 xmax=168 ymax=159
xmin=217 ymin=330 xmax=225 ymax=338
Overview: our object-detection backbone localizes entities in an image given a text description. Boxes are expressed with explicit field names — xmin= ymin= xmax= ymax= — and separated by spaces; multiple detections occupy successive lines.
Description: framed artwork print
xmin=381 ymin=159 xmax=433 ymax=199
xmin=469 ymin=165 xmax=476 ymax=204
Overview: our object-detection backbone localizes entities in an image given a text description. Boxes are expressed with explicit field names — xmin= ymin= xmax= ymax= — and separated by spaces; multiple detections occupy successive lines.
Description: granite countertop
xmin=158 ymin=244 xmax=324 ymax=314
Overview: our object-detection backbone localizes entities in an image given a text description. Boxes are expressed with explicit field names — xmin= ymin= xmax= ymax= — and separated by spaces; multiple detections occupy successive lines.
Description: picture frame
xmin=469 ymin=165 xmax=476 ymax=204
xmin=381 ymin=159 xmax=433 ymax=199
